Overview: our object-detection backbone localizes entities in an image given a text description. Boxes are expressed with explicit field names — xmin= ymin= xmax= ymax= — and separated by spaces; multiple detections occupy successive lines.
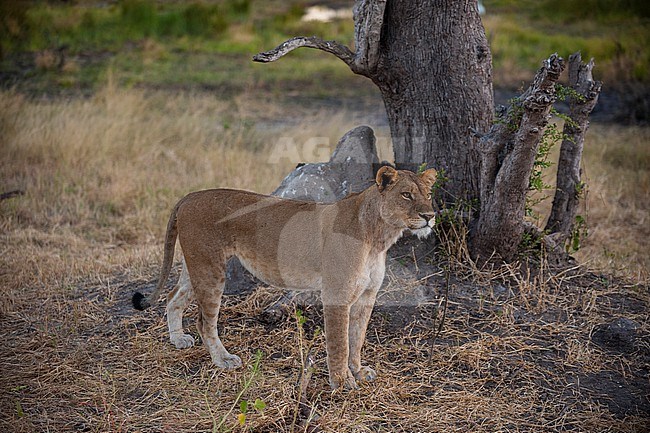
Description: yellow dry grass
xmin=529 ymin=121 xmax=650 ymax=282
xmin=0 ymin=84 xmax=380 ymax=308
xmin=0 ymin=86 xmax=648 ymax=432
xmin=1 ymin=87 xmax=646 ymax=294
xmin=576 ymin=124 xmax=650 ymax=281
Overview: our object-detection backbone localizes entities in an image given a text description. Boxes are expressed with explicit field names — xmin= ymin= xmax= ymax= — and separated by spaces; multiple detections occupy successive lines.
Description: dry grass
xmin=529 ymin=121 xmax=650 ymax=283
xmin=1 ymin=256 xmax=647 ymax=432
xmin=0 ymin=83 xmax=379 ymax=307
xmin=576 ymin=124 xmax=650 ymax=281
xmin=1 ymin=87 xmax=649 ymax=432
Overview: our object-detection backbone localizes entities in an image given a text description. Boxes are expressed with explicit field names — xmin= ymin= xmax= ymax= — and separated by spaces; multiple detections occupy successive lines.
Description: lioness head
xmin=375 ymin=166 xmax=438 ymax=238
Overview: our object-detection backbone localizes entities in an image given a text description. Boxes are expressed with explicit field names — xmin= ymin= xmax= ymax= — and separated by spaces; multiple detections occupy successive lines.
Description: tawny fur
xmin=133 ymin=166 xmax=437 ymax=389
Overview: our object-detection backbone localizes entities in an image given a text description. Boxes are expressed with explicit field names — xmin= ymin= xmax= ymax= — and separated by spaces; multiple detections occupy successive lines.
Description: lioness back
xmin=176 ymin=188 xmax=331 ymax=289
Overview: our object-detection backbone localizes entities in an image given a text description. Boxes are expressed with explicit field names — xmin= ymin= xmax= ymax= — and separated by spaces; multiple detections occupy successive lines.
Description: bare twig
xmin=429 ymin=267 xmax=450 ymax=362
xmin=253 ymin=36 xmax=355 ymax=67
xmin=0 ymin=190 xmax=25 ymax=201
xmin=291 ymin=307 xmax=320 ymax=433
xmin=254 ymin=0 xmax=386 ymax=78
xmin=411 ymin=246 xmax=419 ymax=274
xmin=295 ymin=349 xmax=319 ymax=432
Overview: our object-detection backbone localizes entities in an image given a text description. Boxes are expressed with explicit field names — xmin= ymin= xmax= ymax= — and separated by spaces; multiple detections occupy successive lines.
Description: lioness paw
xmin=353 ymin=366 xmax=377 ymax=382
xmin=170 ymin=333 xmax=195 ymax=349
xmin=214 ymin=353 xmax=242 ymax=370
xmin=329 ymin=370 xmax=358 ymax=391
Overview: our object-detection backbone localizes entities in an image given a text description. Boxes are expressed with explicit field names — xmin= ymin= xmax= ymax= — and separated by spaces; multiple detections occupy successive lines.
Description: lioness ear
xmin=420 ymin=168 xmax=438 ymax=188
xmin=376 ymin=166 xmax=399 ymax=192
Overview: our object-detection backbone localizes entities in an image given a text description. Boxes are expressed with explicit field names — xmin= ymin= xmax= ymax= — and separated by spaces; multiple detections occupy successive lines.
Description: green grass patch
xmin=483 ymin=0 xmax=650 ymax=85
xmin=1 ymin=0 xmax=648 ymax=98
xmin=3 ymin=0 xmax=253 ymax=52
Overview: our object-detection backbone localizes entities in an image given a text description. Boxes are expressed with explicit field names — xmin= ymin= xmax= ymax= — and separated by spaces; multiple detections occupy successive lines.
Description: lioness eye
xmin=401 ymin=192 xmax=412 ymax=200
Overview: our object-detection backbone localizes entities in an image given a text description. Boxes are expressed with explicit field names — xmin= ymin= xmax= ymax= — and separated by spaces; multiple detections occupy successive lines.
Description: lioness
xmin=133 ymin=166 xmax=437 ymax=389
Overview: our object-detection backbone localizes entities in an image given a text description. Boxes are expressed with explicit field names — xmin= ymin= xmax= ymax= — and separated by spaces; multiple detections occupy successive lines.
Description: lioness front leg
xmin=348 ymin=286 xmax=379 ymax=383
xmin=323 ymin=305 xmax=357 ymax=390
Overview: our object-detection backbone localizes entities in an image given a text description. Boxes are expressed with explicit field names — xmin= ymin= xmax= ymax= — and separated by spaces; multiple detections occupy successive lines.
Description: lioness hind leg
xmin=348 ymin=287 xmax=379 ymax=383
xmin=166 ymin=260 xmax=196 ymax=349
xmin=193 ymin=271 xmax=242 ymax=370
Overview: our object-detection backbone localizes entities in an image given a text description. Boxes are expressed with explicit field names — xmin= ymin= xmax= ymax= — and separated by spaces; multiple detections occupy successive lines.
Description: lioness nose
xmin=420 ymin=212 xmax=435 ymax=222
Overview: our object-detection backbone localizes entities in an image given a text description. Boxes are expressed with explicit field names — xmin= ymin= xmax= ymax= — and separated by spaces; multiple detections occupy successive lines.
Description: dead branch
xmin=546 ymin=52 xmax=602 ymax=238
xmin=503 ymin=54 xmax=564 ymax=183
xmin=0 ymin=190 xmax=25 ymax=201
xmin=477 ymin=52 xmax=565 ymax=220
xmin=473 ymin=54 xmax=565 ymax=261
xmin=254 ymin=1 xmax=386 ymax=77
xmin=253 ymin=36 xmax=355 ymax=67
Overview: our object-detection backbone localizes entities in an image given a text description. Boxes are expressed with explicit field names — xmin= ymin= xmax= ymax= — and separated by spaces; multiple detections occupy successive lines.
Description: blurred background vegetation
xmin=1 ymin=0 xmax=649 ymax=122
xmin=1 ymin=1 xmax=649 ymax=284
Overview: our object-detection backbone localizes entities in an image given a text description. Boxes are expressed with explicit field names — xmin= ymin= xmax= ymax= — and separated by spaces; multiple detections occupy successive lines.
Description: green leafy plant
xmin=525 ymin=84 xmax=584 ymax=218
xmin=554 ymin=82 xmax=587 ymax=104
xmin=206 ymin=350 xmax=265 ymax=432
xmin=519 ymin=229 xmax=544 ymax=253
xmin=575 ymin=180 xmax=586 ymax=198
xmin=15 ymin=400 xmax=24 ymax=418
xmin=430 ymin=167 xmax=449 ymax=194
xmin=525 ymin=120 xmax=558 ymax=217
xmin=237 ymin=397 xmax=266 ymax=427
xmin=568 ymin=214 xmax=588 ymax=253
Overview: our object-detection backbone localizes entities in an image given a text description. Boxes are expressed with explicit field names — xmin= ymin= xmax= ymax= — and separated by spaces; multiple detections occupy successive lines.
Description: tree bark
xmin=255 ymin=0 xmax=493 ymax=204
xmin=545 ymin=53 xmax=602 ymax=241
xmin=374 ymin=0 xmax=493 ymax=203
xmin=472 ymin=54 xmax=565 ymax=261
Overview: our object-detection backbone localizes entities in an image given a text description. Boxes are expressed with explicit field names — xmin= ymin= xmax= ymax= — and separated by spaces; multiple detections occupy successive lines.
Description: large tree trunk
xmin=373 ymin=0 xmax=493 ymax=203
xmin=254 ymin=1 xmax=600 ymax=262
xmin=255 ymin=0 xmax=492 ymax=204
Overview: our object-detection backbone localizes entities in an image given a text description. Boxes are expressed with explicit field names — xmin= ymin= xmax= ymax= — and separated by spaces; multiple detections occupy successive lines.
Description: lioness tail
xmin=132 ymin=200 xmax=182 ymax=311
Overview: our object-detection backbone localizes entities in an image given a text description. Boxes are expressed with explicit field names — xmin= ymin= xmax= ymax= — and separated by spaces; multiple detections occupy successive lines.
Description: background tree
xmin=254 ymin=0 xmax=600 ymax=262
